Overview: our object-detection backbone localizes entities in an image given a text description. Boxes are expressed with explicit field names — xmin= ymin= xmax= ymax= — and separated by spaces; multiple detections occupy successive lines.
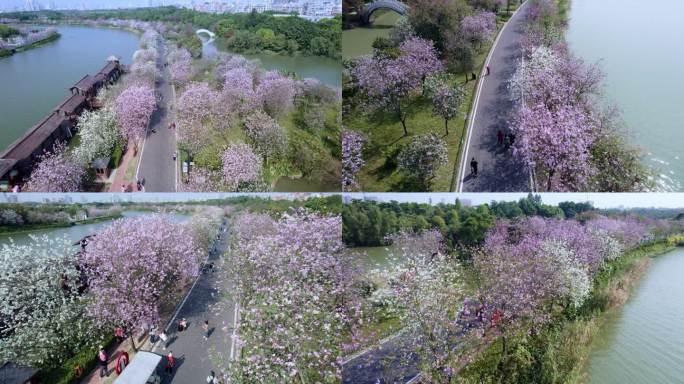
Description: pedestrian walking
xmin=120 ymin=184 xmax=126 ymax=193
xmin=172 ymin=152 xmax=177 ymax=161
xmin=115 ymin=326 xmax=125 ymax=344
xmin=470 ymin=157 xmax=478 ymax=177
xmin=486 ymin=65 xmax=490 ymax=76
xmin=496 ymin=130 xmax=504 ymax=146
xmin=136 ymin=180 xmax=142 ymax=191
xmin=504 ymin=134 xmax=511 ymax=150
xmin=98 ymin=346 xmax=108 ymax=377
xmin=203 ymin=320 xmax=209 ymax=340
xmin=178 ymin=318 xmax=187 ymax=332
xmin=207 ymin=370 xmax=217 ymax=383
xmin=159 ymin=330 xmax=169 ymax=349
xmin=165 ymin=352 xmax=175 ymax=374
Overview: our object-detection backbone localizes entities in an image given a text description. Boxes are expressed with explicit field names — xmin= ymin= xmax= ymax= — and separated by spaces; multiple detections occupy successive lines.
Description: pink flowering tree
xmin=168 ymin=47 xmax=191 ymax=86
xmin=352 ymin=37 xmax=444 ymax=135
xmin=510 ymin=103 xmax=598 ymax=191
xmin=424 ymin=73 xmax=466 ymax=135
xmin=342 ymin=129 xmax=366 ymax=192
xmin=223 ymin=67 xmax=257 ymax=114
xmin=226 ymin=210 xmax=358 ymax=382
xmin=80 ymin=215 xmax=202 ymax=348
xmin=115 ymin=84 xmax=156 ymax=152
xmin=177 ymin=82 xmax=220 ymax=157
xmin=23 ymin=142 xmax=86 ymax=192
xmin=242 ymin=111 xmax=288 ymax=162
xmin=256 ymin=71 xmax=297 ymax=119
xmin=460 ymin=11 xmax=497 ymax=49
xmin=397 ymin=133 xmax=448 ymax=189
xmin=221 ymin=143 xmax=264 ymax=191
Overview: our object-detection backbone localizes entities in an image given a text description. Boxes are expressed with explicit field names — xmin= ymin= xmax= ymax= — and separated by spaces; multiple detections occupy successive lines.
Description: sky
xmin=346 ymin=193 xmax=684 ymax=209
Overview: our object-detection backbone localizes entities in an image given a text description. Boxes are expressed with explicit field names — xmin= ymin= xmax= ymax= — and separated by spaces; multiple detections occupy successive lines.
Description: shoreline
xmin=0 ymin=31 xmax=60 ymax=58
xmin=0 ymin=213 xmax=124 ymax=235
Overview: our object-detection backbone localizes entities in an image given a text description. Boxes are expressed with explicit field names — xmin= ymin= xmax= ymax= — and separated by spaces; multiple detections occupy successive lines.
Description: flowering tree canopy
xmin=221 ymin=143 xmax=264 ymax=191
xmin=168 ymin=47 xmax=192 ymax=86
xmin=81 ymin=215 xmax=202 ymax=331
xmin=115 ymin=84 xmax=156 ymax=143
xmin=227 ymin=210 xmax=355 ymax=382
xmin=72 ymin=107 xmax=123 ymax=165
xmin=352 ymin=37 xmax=444 ymax=135
xmin=23 ymin=142 xmax=86 ymax=192
xmin=342 ymin=129 xmax=366 ymax=192
xmin=510 ymin=103 xmax=598 ymax=191
xmin=397 ymin=133 xmax=448 ymax=187
xmin=177 ymin=82 xmax=219 ymax=156
xmin=242 ymin=111 xmax=288 ymax=162
xmin=0 ymin=236 xmax=94 ymax=367
xmin=256 ymin=71 xmax=297 ymax=119
xmin=424 ymin=73 xmax=466 ymax=135
xmin=460 ymin=11 xmax=497 ymax=47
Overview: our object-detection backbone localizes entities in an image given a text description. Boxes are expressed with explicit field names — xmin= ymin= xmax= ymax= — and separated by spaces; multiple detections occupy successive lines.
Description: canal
xmin=0 ymin=25 xmax=140 ymax=151
xmin=0 ymin=210 xmax=188 ymax=246
xmin=586 ymin=247 xmax=684 ymax=383
xmin=566 ymin=0 xmax=684 ymax=191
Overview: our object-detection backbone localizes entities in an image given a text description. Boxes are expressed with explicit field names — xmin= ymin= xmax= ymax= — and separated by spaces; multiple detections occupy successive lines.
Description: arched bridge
xmin=195 ymin=29 xmax=216 ymax=43
xmin=361 ymin=0 xmax=409 ymax=25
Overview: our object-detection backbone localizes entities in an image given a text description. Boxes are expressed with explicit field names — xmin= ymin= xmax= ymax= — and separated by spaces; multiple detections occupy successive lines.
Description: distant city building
xmin=190 ymin=0 xmax=340 ymax=20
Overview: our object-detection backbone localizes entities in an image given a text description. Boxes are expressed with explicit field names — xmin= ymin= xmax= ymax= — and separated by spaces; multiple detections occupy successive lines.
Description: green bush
xmin=38 ymin=336 xmax=115 ymax=384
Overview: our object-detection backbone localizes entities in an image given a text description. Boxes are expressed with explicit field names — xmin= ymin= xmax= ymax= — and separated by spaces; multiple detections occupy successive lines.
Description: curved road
xmin=459 ymin=1 xmax=531 ymax=192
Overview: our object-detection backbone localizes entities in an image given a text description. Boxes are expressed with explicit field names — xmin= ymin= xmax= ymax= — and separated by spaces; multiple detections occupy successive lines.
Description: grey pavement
xmin=342 ymin=331 xmax=420 ymax=384
xmin=153 ymin=219 xmax=237 ymax=383
xmin=460 ymin=1 xmax=531 ymax=192
xmin=137 ymin=38 xmax=177 ymax=192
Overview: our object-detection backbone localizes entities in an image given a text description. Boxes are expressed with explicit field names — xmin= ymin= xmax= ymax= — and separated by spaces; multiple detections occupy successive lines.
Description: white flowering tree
xmin=0 ymin=236 xmax=97 ymax=367
xmin=72 ymin=107 xmax=123 ymax=165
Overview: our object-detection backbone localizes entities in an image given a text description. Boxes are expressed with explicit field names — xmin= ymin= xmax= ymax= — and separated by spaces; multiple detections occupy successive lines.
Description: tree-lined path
xmin=459 ymin=1 xmax=531 ymax=192
xmin=136 ymin=37 xmax=177 ymax=192
xmin=151 ymin=218 xmax=236 ymax=383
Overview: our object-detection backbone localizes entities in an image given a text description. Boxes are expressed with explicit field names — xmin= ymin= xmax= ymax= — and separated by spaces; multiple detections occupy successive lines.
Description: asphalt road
xmin=152 ymin=219 xmax=237 ymax=383
xmin=137 ymin=38 xmax=177 ymax=192
xmin=460 ymin=1 xmax=531 ymax=192
xmin=342 ymin=331 xmax=420 ymax=384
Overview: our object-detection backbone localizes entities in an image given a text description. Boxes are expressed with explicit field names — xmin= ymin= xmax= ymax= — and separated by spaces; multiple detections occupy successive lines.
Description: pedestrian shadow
xmin=207 ymin=327 xmax=216 ymax=338
xmin=161 ymin=354 xmax=185 ymax=384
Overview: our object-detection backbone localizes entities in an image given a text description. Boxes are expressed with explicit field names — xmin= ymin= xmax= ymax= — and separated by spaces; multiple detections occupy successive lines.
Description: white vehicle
xmin=114 ymin=351 xmax=163 ymax=384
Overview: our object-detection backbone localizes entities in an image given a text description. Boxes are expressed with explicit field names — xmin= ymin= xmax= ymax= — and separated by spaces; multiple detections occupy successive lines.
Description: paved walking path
xmin=459 ymin=1 xmax=531 ymax=192
xmin=152 ymin=219 xmax=237 ymax=383
xmin=342 ymin=331 xmax=420 ymax=384
xmin=136 ymin=37 xmax=177 ymax=192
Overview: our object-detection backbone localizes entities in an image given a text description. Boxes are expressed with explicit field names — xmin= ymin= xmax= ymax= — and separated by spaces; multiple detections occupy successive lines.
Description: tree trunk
xmin=547 ymin=169 xmax=555 ymax=192
xmin=444 ymin=119 xmax=449 ymax=136
xmin=400 ymin=117 xmax=408 ymax=136
xmin=129 ymin=334 xmax=138 ymax=352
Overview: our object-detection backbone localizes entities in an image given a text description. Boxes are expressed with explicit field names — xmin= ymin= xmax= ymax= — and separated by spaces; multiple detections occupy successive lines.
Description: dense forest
xmin=0 ymin=7 xmax=341 ymax=59
xmin=342 ymin=195 xmax=684 ymax=248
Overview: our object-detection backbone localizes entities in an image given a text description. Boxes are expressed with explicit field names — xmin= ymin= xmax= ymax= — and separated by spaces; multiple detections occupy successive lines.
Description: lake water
xmin=0 ymin=25 xmax=140 ymax=151
xmin=0 ymin=210 xmax=187 ymax=246
xmin=202 ymin=37 xmax=342 ymax=88
xmin=342 ymin=11 xmax=401 ymax=59
xmin=566 ymin=0 xmax=684 ymax=191
xmin=586 ymin=247 xmax=684 ymax=383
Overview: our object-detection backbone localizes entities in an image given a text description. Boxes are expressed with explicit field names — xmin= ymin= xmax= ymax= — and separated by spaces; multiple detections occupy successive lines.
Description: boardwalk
xmin=459 ymin=1 xmax=531 ymax=192
xmin=136 ymin=37 xmax=177 ymax=192
xmin=151 ymin=219 xmax=237 ymax=383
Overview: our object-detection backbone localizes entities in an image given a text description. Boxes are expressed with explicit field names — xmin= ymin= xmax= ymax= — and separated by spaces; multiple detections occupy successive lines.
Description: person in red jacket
xmin=165 ymin=352 xmax=175 ymax=374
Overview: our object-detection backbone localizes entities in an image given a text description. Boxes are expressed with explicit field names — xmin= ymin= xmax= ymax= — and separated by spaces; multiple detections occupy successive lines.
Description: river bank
xmin=0 ymin=213 xmax=124 ymax=235
xmin=459 ymin=236 xmax=684 ymax=383
xmin=0 ymin=28 xmax=60 ymax=58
